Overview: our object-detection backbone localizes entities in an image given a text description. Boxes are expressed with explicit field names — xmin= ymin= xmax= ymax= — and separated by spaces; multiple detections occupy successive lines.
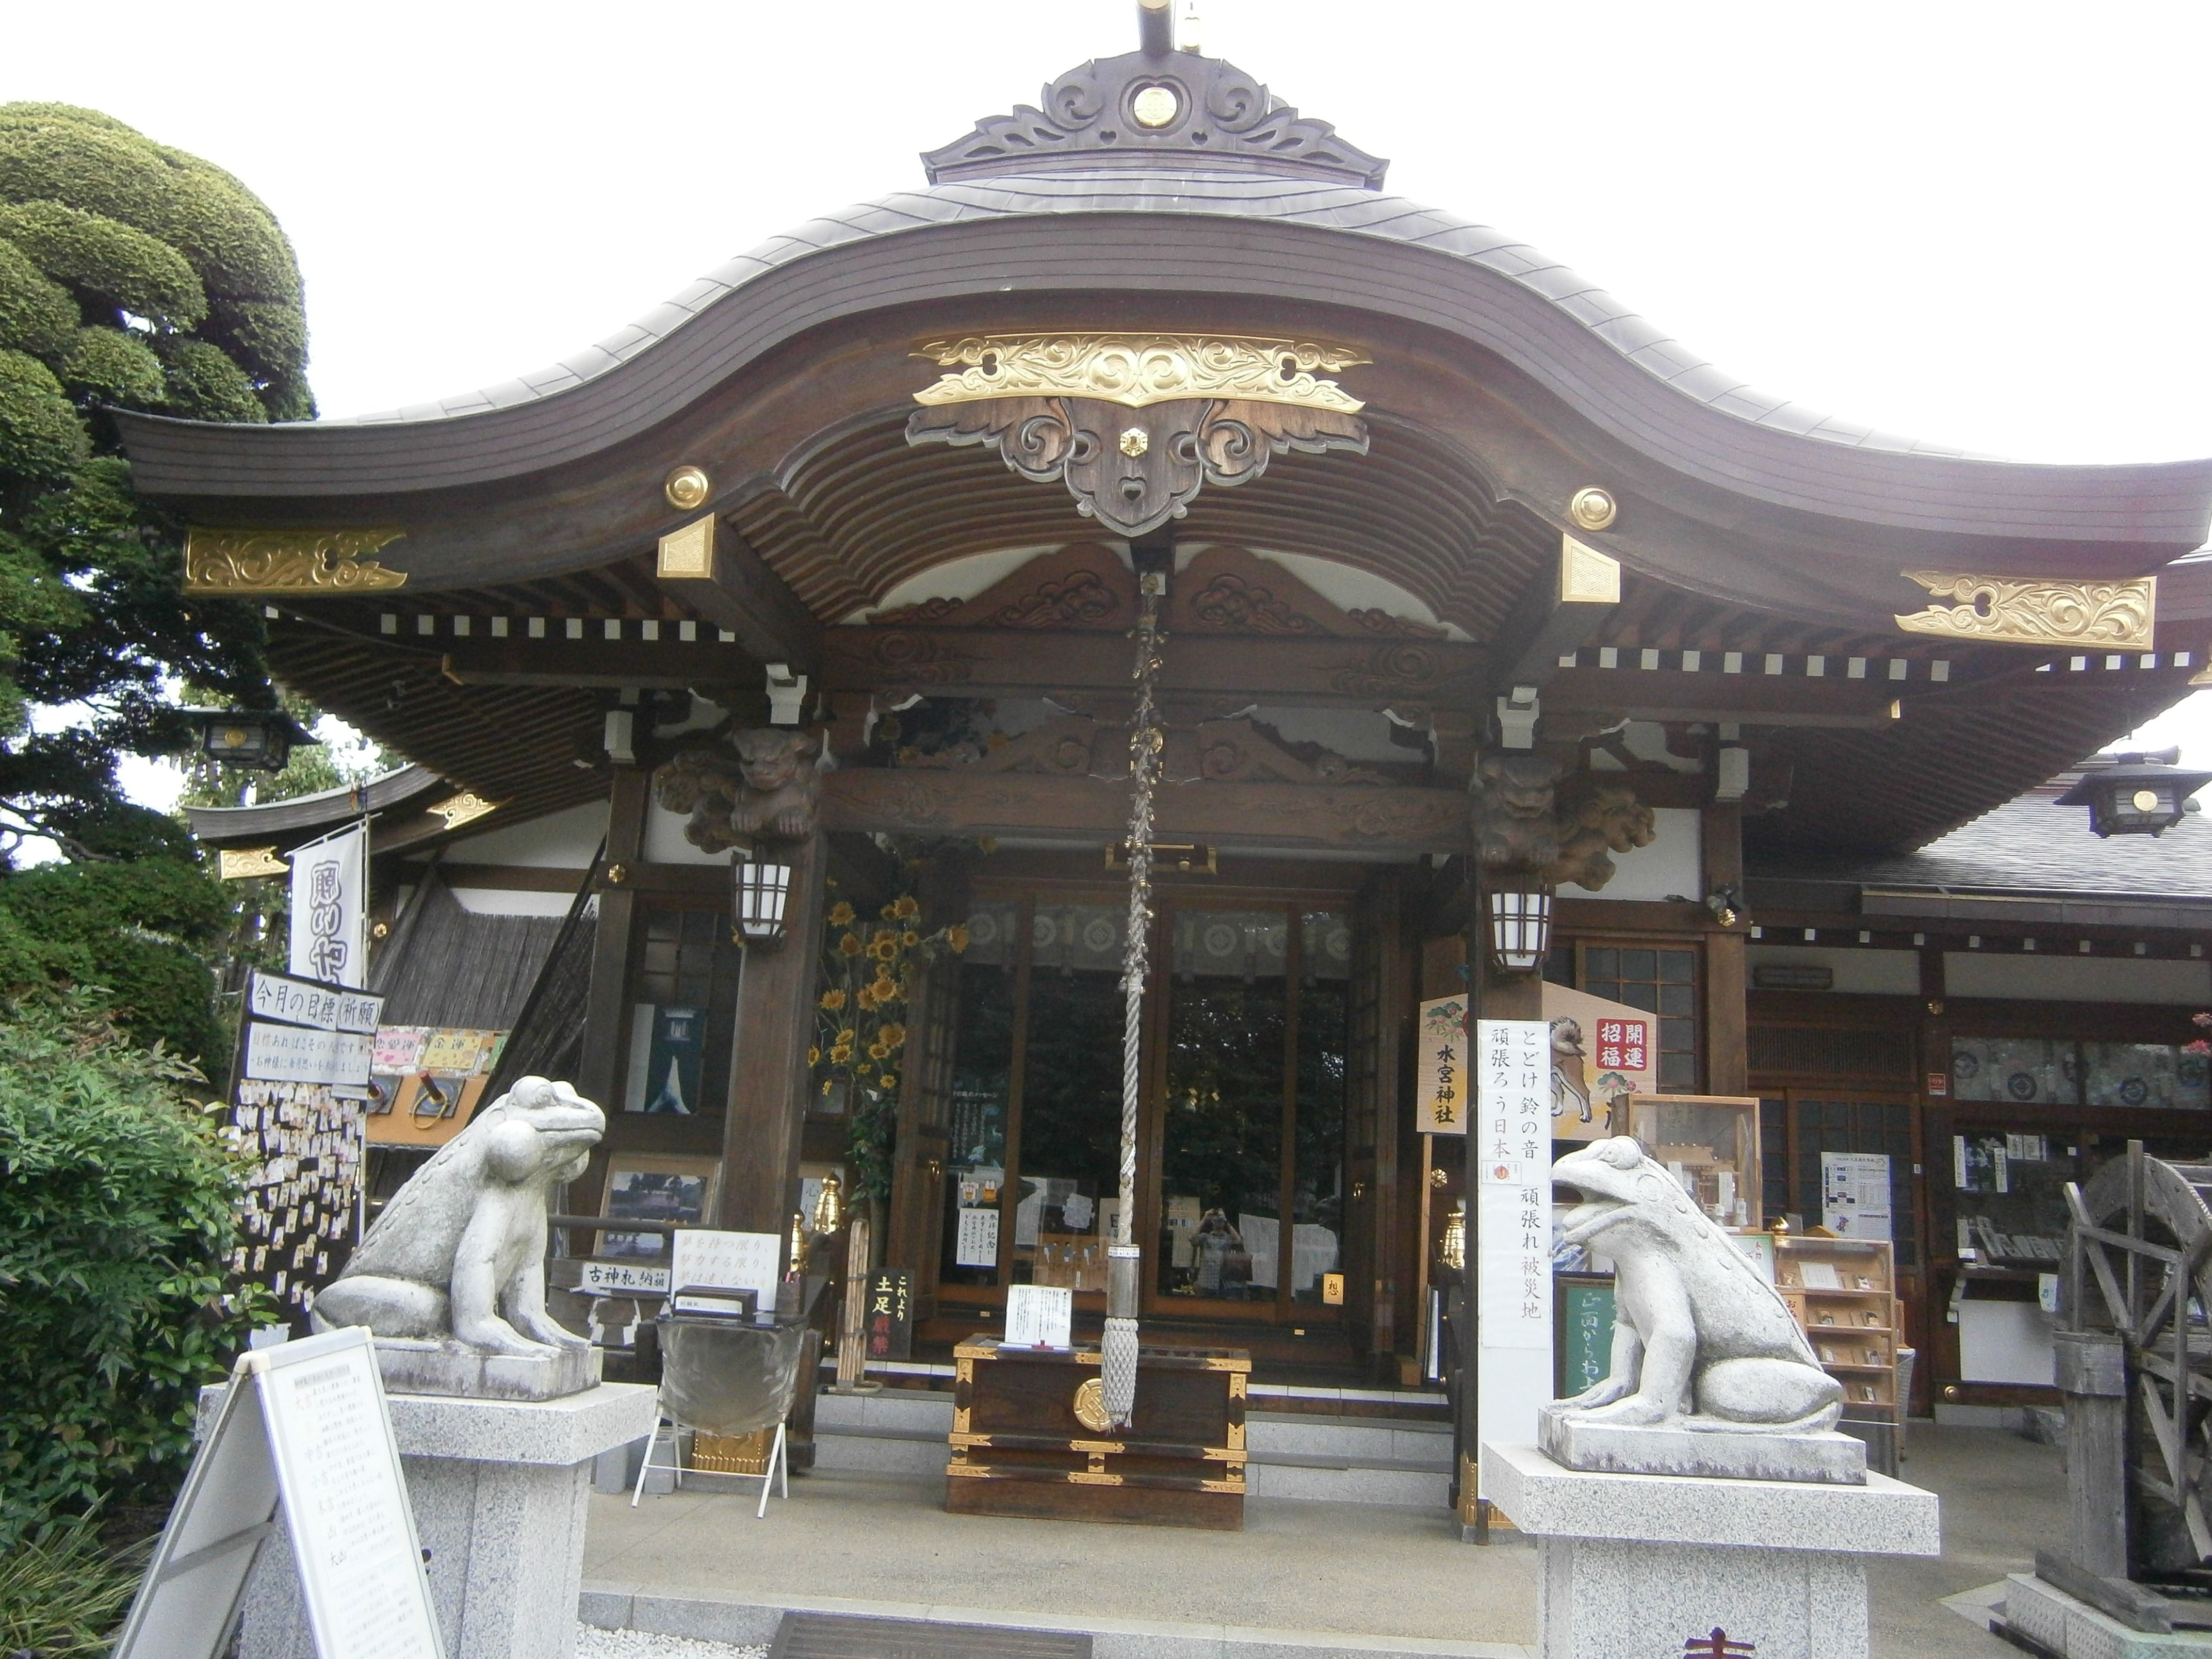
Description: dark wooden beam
xmin=820 ymin=768 xmax=1470 ymax=853
xmin=657 ymin=516 xmax=821 ymax=674
xmin=819 ymin=628 xmax=1491 ymax=709
xmin=1491 ymin=534 xmax=1618 ymax=695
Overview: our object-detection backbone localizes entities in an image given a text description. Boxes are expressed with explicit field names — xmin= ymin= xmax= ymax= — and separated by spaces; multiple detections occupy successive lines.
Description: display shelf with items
xmin=1625 ymin=1094 xmax=1762 ymax=1228
xmin=1772 ymin=1234 xmax=1899 ymax=1418
xmin=1948 ymin=1132 xmax=2071 ymax=1267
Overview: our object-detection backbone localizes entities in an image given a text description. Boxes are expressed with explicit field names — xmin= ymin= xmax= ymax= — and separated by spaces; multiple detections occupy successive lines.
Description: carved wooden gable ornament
xmin=905 ymin=334 xmax=1372 ymax=539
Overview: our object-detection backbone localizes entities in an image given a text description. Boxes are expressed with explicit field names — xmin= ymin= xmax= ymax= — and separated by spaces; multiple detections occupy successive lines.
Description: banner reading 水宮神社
xmin=1415 ymin=995 xmax=1469 ymax=1134
xmin=287 ymin=823 xmax=367 ymax=989
xmin=1475 ymin=1017 xmax=1554 ymax=1498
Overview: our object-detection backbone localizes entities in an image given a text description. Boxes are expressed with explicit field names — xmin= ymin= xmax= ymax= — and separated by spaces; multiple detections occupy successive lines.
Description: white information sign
xmin=1002 ymin=1284 xmax=1074 ymax=1349
xmin=288 ymin=823 xmax=368 ymax=990
xmin=112 ymin=1326 xmax=442 ymax=1659
xmin=1820 ymin=1151 xmax=1893 ymax=1240
xmin=249 ymin=969 xmax=384 ymax=1035
xmin=1475 ymin=1018 xmax=1554 ymax=1498
xmin=244 ymin=1022 xmax=376 ymax=1088
xmin=578 ymin=1260 xmax=673 ymax=1296
xmin=668 ymin=1229 xmax=781 ymax=1304
xmin=955 ymin=1207 xmax=1001 ymax=1268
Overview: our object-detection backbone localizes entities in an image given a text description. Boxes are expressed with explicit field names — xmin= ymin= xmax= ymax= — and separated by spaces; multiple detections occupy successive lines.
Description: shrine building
xmin=151 ymin=7 xmax=2212 ymax=1438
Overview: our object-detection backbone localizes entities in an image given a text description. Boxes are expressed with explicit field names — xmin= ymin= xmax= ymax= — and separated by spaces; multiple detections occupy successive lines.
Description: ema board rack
xmin=1772 ymin=1234 xmax=1902 ymax=1428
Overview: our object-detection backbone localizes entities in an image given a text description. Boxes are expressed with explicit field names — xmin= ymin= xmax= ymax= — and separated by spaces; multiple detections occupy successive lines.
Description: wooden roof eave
xmin=111 ymin=206 xmax=2212 ymax=566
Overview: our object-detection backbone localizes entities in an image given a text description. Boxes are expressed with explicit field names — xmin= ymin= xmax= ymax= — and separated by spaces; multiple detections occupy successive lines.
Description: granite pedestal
xmin=1539 ymin=1405 xmax=1866 ymax=1486
xmin=2003 ymin=1572 xmax=2212 ymax=1659
xmin=1484 ymin=1440 xmax=1940 ymax=1659
xmin=204 ymin=1378 xmax=658 ymax=1659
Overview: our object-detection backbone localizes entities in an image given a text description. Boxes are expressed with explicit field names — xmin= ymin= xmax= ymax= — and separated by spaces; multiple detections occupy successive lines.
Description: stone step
xmin=582 ymin=1583 xmax=1527 ymax=1659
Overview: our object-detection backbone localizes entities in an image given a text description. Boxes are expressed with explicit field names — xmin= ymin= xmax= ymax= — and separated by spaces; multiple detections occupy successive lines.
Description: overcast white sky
xmin=9 ymin=0 xmax=2212 ymax=801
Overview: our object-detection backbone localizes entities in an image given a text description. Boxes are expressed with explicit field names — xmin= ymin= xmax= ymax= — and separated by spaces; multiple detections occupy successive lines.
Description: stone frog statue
xmin=1551 ymin=1136 xmax=1842 ymax=1432
xmin=312 ymin=1077 xmax=604 ymax=1358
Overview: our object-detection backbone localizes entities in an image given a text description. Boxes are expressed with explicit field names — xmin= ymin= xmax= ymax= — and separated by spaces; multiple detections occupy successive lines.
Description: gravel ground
xmin=575 ymin=1629 xmax=767 ymax=1659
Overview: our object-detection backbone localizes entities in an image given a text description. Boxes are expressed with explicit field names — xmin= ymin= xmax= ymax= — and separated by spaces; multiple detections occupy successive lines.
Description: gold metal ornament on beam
xmin=183 ymin=527 xmax=409 ymax=593
xmin=1894 ymin=571 xmax=2156 ymax=649
xmin=912 ymin=334 xmax=1368 ymax=412
xmin=664 ymin=464 xmax=712 ymax=511
xmin=1567 ymin=486 xmax=1618 ymax=532
xmin=426 ymin=791 xmax=497 ymax=832
xmin=217 ymin=845 xmax=289 ymax=880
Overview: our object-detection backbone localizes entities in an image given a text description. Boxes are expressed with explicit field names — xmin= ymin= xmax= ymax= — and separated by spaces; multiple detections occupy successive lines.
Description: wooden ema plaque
xmin=947 ymin=1338 xmax=1249 ymax=1529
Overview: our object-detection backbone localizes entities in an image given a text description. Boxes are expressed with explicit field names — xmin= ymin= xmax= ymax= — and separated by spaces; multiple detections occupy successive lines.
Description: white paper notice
xmin=244 ymin=1022 xmax=376 ymax=1087
xmin=1820 ymin=1151 xmax=1892 ymax=1240
xmin=955 ymin=1208 xmax=1001 ymax=1269
xmin=254 ymin=1335 xmax=441 ymax=1659
xmin=669 ymin=1230 xmax=781 ymax=1303
xmin=1475 ymin=1018 xmax=1554 ymax=1498
xmin=1002 ymin=1284 xmax=1073 ymax=1348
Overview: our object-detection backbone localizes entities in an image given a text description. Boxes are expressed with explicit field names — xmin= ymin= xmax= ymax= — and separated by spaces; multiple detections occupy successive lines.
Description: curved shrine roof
xmin=114 ymin=45 xmax=2212 ymax=557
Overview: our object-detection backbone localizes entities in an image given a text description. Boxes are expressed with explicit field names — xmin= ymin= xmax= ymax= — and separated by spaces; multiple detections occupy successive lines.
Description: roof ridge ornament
xmin=920 ymin=47 xmax=1388 ymax=189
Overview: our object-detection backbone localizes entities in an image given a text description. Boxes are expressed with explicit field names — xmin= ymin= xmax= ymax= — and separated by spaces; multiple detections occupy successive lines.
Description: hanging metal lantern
xmin=810 ymin=1172 xmax=845 ymax=1237
xmin=731 ymin=853 xmax=794 ymax=945
xmin=1487 ymin=884 xmax=1553 ymax=974
xmin=1439 ymin=1197 xmax=1467 ymax=1273
xmin=2054 ymin=750 xmax=2212 ymax=838
xmin=180 ymin=706 xmax=317 ymax=772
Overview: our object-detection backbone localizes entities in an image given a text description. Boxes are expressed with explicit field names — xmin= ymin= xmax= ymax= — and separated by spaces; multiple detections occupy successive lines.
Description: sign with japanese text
xmin=248 ymin=969 xmax=383 ymax=1035
xmin=1476 ymin=1017 xmax=1554 ymax=1498
xmin=243 ymin=1021 xmax=376 ymax=1088
xmin=1539 ymin=984 xmax=1659 ymax=1141
xmin=1416 ymin=995 xmax=1469 ymax=1134
xmin=579 ymin=1259 xmax=673 ymax=1296
xmin=287 ymin=823 xmax=367 ymax=989
xmin=866 ymin=1268 xmax=914 ymax=1361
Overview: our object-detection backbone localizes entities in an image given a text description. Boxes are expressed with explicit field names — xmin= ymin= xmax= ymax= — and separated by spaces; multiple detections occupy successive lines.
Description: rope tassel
xmin=1104 ymin=566 xmax=1167 ymax=1431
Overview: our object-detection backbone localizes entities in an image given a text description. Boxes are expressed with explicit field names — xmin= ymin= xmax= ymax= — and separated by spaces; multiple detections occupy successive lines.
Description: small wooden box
xmin=947 ymin=1338 xmax=1248 ymax=1529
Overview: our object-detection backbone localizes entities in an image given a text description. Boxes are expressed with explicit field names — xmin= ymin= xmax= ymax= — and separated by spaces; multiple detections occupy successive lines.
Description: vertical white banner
xmin=1475 ymin=1018 xmax=1554 ymax=1495
xmin=288 ymin=823 xmax=368 ymax=989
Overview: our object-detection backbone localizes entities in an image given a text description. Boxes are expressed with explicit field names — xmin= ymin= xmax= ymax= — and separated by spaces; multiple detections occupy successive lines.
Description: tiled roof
xmin=318 ymin=170 xmax=1988 ymax=461
xmin=1751 ymin=792 xmax=2212 ymax=902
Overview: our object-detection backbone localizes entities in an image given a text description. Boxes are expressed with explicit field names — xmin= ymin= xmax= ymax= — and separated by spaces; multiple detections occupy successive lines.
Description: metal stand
xmin=630 ymin=1419 xmax=789 ymax=1519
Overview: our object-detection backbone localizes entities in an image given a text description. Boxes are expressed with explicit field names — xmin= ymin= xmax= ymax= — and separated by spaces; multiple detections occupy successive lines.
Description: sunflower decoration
xmin=814 ymin=874 xmax=971 ymax=1205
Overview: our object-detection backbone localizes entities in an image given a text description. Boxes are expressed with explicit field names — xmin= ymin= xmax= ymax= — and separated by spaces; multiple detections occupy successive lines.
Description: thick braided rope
xmin=1104 ymin=577 xmax=1165 ymax=1430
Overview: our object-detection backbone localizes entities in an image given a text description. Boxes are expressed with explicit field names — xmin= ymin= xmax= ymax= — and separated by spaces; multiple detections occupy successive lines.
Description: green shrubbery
xmin=0 ymin=993 xmax=260 ymax=1554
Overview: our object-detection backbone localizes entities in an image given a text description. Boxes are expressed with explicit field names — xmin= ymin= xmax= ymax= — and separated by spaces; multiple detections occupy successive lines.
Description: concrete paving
xmin=582 ymin=1422 xmax=2064 ymax=1658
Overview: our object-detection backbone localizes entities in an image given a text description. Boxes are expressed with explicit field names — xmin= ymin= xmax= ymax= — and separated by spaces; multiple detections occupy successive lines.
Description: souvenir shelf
xmin=1771 ymin=1234 xmax=1899 ymax=1420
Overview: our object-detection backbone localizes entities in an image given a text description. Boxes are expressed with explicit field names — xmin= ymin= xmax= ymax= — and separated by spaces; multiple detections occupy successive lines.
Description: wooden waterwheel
xmin=2066 ymin=1143 xmax=2212 ymax=1579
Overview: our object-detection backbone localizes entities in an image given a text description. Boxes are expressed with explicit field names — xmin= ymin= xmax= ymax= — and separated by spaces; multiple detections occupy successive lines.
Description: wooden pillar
xmin=575 ymin=769 xmax=649 ymax=1111
xmin=2055 ymin=1330 xmax=2129 ymax=1577
xmin=719 ymin=831 xmax=830 ymax=1267
xmin=1701 ymin=803 xmax=1747 ymax=1094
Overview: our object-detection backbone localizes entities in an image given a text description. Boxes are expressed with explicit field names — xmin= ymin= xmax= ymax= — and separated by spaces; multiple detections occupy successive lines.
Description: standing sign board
xmin=866 ymin=1268 xmax=916 ymax=1361
xmin=113 ymin=1326 xmax=442 ymax=1659
xmin=1475 ymin=1018 xmax=1554 ymax=1498
xmin=1538 ymin=984 xmax=1657 ymax=1140
xmin=668 ymin=1229 xmax=782 ymax=1306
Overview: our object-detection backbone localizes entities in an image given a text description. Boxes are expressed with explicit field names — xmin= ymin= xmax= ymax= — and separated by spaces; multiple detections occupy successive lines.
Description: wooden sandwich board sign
xmin=113 ymin=1325 xmax=443 ymax=1659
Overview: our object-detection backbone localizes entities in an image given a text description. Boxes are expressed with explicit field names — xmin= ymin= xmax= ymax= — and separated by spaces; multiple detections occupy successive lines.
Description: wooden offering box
xmin=1772 ymin=1235 xmax=1900 ymax=1418
xmin=948 ymin=1338 xmax=1249 ymax=1528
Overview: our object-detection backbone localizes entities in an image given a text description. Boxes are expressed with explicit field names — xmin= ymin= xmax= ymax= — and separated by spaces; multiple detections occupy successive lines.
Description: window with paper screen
xmin=1580 ymin=945 xmax=1699 ymax=1091
xmin=624 ymin=905 xmax=742 ymax=1115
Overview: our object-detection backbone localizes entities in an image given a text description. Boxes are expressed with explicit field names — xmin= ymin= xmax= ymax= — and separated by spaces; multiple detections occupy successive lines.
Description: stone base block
xmin=2003 ymin=1572 xmax=2212 ymax=1659
xmin=1484 ymin=1441 xmax=1940 ymax=1659
xmin=374 ymin=1335 xmax=601 ymax=1401
xmin=220 ymin=1379 xmax=657 ymax=1659
xmin=1538 ymin=1406 xmax=1866 ymax=1486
